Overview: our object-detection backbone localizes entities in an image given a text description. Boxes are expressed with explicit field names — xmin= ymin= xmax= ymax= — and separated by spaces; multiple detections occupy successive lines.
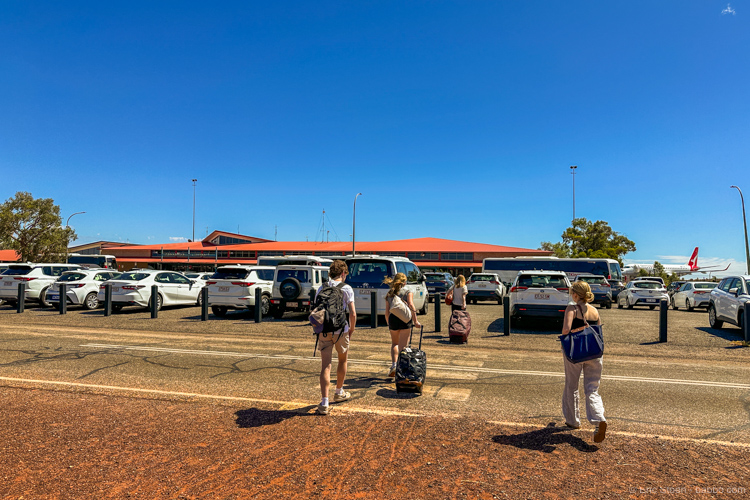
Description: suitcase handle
xmin=409 ymin=325 xmax=424 ymax=350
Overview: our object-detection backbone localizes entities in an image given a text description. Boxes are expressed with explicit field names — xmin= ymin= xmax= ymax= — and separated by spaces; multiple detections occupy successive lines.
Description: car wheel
xmin=112 ymin=304 xmax=124 ymax=313
xmin=272 ymin=306 xmax=284 ymax=320
xmin=498 ymin=296 xmax=503 ymax=305
xmin=418 ymin=299 xmax=428 ymax=315
xmin=261 ymin=295 xmax=271 ymax=316
xmin=617 ymin=298 xmax=623 ymax=309
xmin=83 ymin=292 xmax=99 ymax=310
xmin=649 ymin=305 xmax=656 ymax=310
xmin=212 ymin=305 xmax=228 ymax=317
xmin=604 ymin=301 xmax=611 ymax=309
xmin=687 ymin=298 xmax=694 ymax=312
xmin=671 ymin=298 xmax=678 ymax=310
xmin=708 ymin=304 xmax=723 ymax=329
xmin=279 ymin=278 xmax=302 ymax=300
xmin=739 ymin=311 xmax=745 ymax=333
xmin=627 ymin=298 xmax=633 ymax=310
xmin=149 ymin=294 xmax=163 ymax=311
xmin=39 ymin=287 xmax=52 ymax=308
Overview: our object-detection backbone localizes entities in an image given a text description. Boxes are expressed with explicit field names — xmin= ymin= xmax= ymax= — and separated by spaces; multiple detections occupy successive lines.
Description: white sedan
xmin=617 ymin=280 xmax=669 ymax=310
xmin=47 ymin=269 xmax=121 ymax=309
xmin=101 ymin=270 xmax=204 ymax=312
xmin=671 ymin=281 xmax=718 ymax=311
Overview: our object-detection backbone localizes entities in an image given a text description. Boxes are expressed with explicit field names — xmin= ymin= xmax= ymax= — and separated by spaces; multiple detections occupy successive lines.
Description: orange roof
xmin=110 ymin=237 xmax=550 ymax=254
xmin=0 ymin=249 xmax=20 ymax=262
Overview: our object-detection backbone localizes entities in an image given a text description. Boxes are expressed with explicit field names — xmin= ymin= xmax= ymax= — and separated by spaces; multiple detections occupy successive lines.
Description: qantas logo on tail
xmin=688 ymin=247 xmax=699 ymax=271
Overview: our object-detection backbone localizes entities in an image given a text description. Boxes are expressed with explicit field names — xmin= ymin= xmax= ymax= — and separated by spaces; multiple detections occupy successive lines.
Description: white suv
xmin=509 ymin=270 xmax=572 ymax=321
xmin=47 ymin=269 xmax=121 ymax=309
xmin=343 ymin=255 xmax=428 ymax=317
xmin=708 ymin=275 xmax=750 ymax=330
xmin=466 ymin=273 xmax=505 ymax=305
xmin=0 ymin=263 xmax=82 ymax=307
xmin=270 ymin=265 xmax=330 ymax=319
xmin=206 ymin=266 xmax=275 ymax=317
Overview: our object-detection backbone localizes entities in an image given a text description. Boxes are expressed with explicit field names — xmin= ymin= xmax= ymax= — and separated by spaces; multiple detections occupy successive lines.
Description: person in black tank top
xmin=561 ymin=280 xmax=607 ymax=443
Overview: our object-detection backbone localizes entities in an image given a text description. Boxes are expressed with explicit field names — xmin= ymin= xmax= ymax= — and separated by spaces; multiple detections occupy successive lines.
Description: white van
xmin=256 ymin=255 xmax=333 ymax=267
xmin=342 ymin=255 xmax=428 ymax=317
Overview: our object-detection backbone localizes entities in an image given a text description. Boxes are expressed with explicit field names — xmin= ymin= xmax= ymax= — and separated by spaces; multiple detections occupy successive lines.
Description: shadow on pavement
xmin=695 ymin=326 xmax=744 ymax=343
xmin=492 ymin=424 xmax=599 ymax=453
xmin=235 ymin=406 xmax=317 ymax=428
xmin=376 ymin=387 xmax=421 ymax=400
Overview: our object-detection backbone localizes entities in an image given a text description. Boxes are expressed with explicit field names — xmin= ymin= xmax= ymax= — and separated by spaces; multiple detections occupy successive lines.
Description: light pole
xmin=66 ymin=211 xmax=86 ymax=227
xmin=352 ymin=192 xmax=363 ymax=255
xmin=191 ymin=179 xmax=197 ymax=242
xmin=570 ymin=165 xmax=577 ymax=221
xmin=730 ymin=185 xmax=750 ymax=274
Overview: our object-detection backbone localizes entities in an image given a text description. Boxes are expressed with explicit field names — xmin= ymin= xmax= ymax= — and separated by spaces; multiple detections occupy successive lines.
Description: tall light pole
xmin=66 ymin=211 xmax=86 ymax=227
xmin=730 ymin=185 xmax=750 ymax=274
xmin=570 ymin=165 xmax=577 ymax=221
xmin=352 ymin=192 xmax=362 ymax=255
xmin=191 ymin=179 xmax=197 ymax=242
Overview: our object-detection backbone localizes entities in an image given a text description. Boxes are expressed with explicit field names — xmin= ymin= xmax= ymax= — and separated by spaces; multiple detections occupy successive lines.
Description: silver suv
xmin=270 ymin=265 xmax=329 ymax=319
xmin=0 ymin=263 xmax=82 ymax=307
xmin=466 ymin=273 xmax=505 ymax=305
xmin=708 ymin=275 xmax=750 ymax=330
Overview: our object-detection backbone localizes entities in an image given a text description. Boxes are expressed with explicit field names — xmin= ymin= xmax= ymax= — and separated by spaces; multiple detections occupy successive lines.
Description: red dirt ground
xmin=1 ymin=386 xmax=748 ymax=499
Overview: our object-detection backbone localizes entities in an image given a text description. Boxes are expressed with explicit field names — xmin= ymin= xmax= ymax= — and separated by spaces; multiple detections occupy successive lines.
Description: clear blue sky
xmin=1 ymin=1 xmax=748 ymax=274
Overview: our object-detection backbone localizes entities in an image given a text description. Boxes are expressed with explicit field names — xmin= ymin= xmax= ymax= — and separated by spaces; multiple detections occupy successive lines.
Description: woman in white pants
xmin=561 ymin=280 xmax=607 ymax=443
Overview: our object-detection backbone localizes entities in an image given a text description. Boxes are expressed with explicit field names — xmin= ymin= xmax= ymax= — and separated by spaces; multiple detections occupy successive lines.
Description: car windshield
xmin=470 ymin=275 xmax=495 ymax=282
xmin=58 ymin=273 xmax=87 ymax=282
xmin=694 ymin=283 xmax=717 ymax=290
xmin=634 ymin=282 xmax=661 ymax=289
xmin=346 ymin=260 xmax=393 ymax=285
xmin=3 ymin=266 xmax=32 ymax=276
xmin=212 ymin=269 xmax=251 ymax=280
xmin=517 ymin=275 xmax=567 ymax=287
xmin=277 ymin=270 xmax=309 ymax=282
xmin=578 ymin=276 xmax=607 ymax=284
xmin=117 ymin=272 xmax=150 ymax=281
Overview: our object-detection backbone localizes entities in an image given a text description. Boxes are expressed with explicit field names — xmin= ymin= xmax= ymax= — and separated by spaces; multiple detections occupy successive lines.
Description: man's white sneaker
xmin=594 ymin=421 xmax=607 ymax=443
xmin=316 ymin=404 xmax=330 ymax=415
xmin=333 ymin=391 xmax=351 ymax=403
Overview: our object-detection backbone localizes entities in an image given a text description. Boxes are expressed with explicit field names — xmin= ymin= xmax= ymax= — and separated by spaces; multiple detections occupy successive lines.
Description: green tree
xmin=539 ymin=218 xmax=636 ymax=265
xmin=0 ymin=192 xmax=76 ymax=263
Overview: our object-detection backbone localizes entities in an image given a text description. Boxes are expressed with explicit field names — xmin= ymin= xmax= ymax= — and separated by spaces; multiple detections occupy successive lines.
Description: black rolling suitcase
xmin=395 ymin=326 xmax=426 ymax=394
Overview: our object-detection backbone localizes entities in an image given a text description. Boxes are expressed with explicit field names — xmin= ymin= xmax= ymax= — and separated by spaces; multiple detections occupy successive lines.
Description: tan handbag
xmin=389 ymin=293 xmax=412 ymax=323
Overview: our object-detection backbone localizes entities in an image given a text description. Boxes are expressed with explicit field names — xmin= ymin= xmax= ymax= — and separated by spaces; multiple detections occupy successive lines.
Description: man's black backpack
xmin=309 ymin=282 xmax=348 ymax=336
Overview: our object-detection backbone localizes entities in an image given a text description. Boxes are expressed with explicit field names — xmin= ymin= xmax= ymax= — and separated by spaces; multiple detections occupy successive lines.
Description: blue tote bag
xmin=559 ymin=306 xmax=604 ymax=363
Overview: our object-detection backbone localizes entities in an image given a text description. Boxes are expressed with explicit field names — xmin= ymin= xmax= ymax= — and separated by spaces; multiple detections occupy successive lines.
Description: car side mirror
xmin=729 ymin=288 xmax=738 ymax=296
xmin=419 ymin=275 xmax=426 ymax=283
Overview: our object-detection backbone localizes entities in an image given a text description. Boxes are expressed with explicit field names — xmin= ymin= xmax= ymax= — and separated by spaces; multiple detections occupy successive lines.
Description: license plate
xmin=286 ymin=301 xmax=298 ymax=308
xmin=534 ymin=294 xmax=550 ymax=300
xmin=646 ymin=299 xmax=656 ymax=303
xmin=4 ymin=282 xmax=11 ymax=286
xmin=478 ymin=284 xmax=487 ymax=288
xmin=48 ymin=294 xmax=59 ymax=301
xmin=428 ymin=287 xmax=435 ymax=291
xmin=219 ymin=286 xmax=229 ymax=292
xmin=359 ymin=290 xmax=374 ymax=295
xmin=112 ymin=287 xmax=120 ymax=292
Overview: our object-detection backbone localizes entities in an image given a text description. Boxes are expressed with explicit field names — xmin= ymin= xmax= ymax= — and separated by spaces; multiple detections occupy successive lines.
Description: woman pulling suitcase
xmin=384 ymin=273 xmax=422 ymax=377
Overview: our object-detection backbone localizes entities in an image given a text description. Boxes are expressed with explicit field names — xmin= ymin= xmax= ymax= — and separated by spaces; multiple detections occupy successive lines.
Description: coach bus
xmin=67 ymin=253 xmax=118 ymax=270
xmin=482 ymin=257 xmax=622 ymax=287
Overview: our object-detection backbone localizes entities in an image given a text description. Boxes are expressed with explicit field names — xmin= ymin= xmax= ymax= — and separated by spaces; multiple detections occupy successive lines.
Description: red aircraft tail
xmin=688 ymin=247 xmax=699 ymax=271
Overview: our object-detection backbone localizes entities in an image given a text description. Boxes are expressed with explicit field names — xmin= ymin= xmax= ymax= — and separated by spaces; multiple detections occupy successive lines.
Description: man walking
xmin=316 ymin=260 xmax=356 ymax=415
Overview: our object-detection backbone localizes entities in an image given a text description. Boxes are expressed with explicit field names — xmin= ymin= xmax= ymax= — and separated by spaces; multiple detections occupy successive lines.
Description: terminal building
xmin=88 ymin=230 xmax=551 ymax=276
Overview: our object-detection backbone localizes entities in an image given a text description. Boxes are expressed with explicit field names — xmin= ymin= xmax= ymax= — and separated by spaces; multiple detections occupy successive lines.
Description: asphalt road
xmin=1 ymin=301 xmax=750 ymax=445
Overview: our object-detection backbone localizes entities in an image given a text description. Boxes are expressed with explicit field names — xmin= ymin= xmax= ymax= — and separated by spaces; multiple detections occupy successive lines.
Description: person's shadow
xmin=235 ymin=405 xmax=317 ymax=429
xmin=492 ymin=423 xmax=599 ymax=453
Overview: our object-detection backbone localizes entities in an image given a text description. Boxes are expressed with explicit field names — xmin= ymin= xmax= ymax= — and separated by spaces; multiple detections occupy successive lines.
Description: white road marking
xmin=0 ymin=375 xmax=746 ymax=448
xmin=81 ymin=343 xmax=750 ymax=389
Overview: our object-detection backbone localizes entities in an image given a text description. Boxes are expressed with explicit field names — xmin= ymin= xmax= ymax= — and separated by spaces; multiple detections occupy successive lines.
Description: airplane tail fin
xmin=688 ymin=247 xmax=699 ymax=270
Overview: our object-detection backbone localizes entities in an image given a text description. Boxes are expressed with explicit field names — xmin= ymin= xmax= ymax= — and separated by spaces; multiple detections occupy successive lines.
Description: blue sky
xmin=1 ymin=1 xmax=748 ymax=275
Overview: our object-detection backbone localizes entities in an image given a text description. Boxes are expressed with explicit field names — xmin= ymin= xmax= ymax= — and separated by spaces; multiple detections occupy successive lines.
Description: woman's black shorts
xmin=388 ymin=313 xmax=413 ymax=331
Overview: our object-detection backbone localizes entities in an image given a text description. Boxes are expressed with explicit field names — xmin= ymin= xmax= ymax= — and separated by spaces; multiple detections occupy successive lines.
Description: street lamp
xmin=66 ymin=211 xmax=86 ymax=227
xmin=191 ymin=179 xmax=197 ymax=242
xmin=570 ymin=165 xmax=577 ymax=221
xmin=352 ymin=193 xmax=363 ymax=255
xmin=730 ymin=185 xmax=750 ymax=274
